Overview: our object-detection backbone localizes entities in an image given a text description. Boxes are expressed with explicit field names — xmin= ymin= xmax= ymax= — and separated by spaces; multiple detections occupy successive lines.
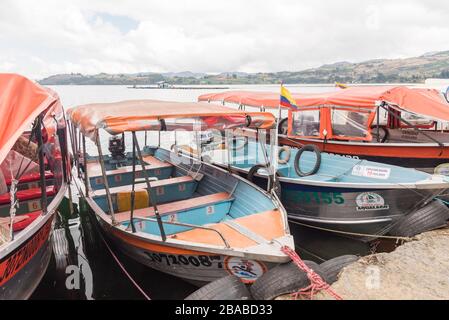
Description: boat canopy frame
xmin=68 ymin=100 xmax=279 ymax=245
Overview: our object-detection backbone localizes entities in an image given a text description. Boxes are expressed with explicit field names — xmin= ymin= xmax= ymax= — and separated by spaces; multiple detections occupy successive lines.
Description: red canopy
xmin=0 ymin=74 xmax=59 ymax=164
xmin=199 ymin=86 xmax=449 ymax=121
xmin=67 ymin=100 xmax=276 ymax=140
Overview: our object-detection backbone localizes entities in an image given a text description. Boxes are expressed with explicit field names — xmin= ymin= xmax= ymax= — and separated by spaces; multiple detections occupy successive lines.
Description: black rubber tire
xmin=278 ymin=146 xmax=291 ymax=164
xmin=278 ymin=118 xmax=289 ymax=135
xmin=247 ymin=164 xmax=284 ymax=194
xmin=202 ymin=155 xmax=212 ymax=163
xmin=185 ymin=275 xmax=252 ymax=300
xmin=250 ymin=260 xmax=327 ymax=300
xmin=231 ymin=136 xmax=248 ymax=151
xmin=294 ymin=144 xmax=322 ymax=177
xmin=320 ymin=255 xmax=359 ymax=284
xmin=388 ymin=199 xmax=449 ymax=237
xmin=371 ymin=125 xmax=389 ymax=143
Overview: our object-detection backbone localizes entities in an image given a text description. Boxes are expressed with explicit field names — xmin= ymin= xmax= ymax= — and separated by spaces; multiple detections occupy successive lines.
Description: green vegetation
xmin=39 ymin=50 xmax=449 ymax=85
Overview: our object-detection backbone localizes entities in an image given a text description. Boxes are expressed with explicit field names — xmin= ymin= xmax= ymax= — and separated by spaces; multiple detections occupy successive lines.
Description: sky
xmin=1 ymin=0 xmax=448 ymax=79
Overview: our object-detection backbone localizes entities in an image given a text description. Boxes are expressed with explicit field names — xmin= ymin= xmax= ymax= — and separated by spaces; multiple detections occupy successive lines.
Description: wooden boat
xmin=67 ymin=100 xmax=293 ymax=285
xmin=199 ymin=87 xmax=449 ymax=174
xmin=200 ymin=138 xmax=449 ymax=240
xmin=0 ymin=74 xmax=70 ymax=299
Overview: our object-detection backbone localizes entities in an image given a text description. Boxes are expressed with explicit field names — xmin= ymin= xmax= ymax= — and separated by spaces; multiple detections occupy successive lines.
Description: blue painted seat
xmin=93 ymin=176 xmax=198 ymax=212
xmin=117 ymin=192 xmax=234 ymax=236
xmin=87 ymin=162 xmax=173 ymax=190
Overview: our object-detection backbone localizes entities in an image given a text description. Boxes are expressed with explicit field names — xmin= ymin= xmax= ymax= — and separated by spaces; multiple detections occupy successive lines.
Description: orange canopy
xmin=67 ymin=100 xmax=276 ymax=140
xmin=0 ymin=74 xmax=59 ymax=164
xmin=198 ymin=86 xmax=449 ymax=121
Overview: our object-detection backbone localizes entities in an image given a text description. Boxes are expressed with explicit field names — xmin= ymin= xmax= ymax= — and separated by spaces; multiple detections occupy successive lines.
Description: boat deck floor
xmin=171 ymin=209 xmax=284 ymax=248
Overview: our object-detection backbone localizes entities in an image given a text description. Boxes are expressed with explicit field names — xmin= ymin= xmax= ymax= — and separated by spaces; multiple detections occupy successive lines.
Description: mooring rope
xmin=72 ymin=178 xmax=151 ymax=300
xmin=281 ymin=246 xmax=343 ymax=300
xmin=96 ymin=228 xmax=151 ymax=300
xmin=289 ymin=219 xmax=412 ymax=242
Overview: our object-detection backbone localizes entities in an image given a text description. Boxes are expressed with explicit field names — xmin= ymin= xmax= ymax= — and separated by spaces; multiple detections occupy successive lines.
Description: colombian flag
xmin=280 ymin=85 xmax=298 ymax=110
xmin=335 ymin=82 xmax=348 ymax=89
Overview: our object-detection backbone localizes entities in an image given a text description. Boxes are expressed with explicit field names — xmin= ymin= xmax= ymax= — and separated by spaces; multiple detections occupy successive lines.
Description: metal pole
xmin=376 ymin=106 xmax=380 ymax=142
xmin=82 ymin=135 xmax=89 ymax=197
xmin=95 ymin=131 xmax=116 ymax=224
xmin=133 ymin=132 xmax=166 ymax=241
xmin=36 ymin=114 xmax=48 ymax=215
xmin=129 ymin=134 xmax=137 ymax=233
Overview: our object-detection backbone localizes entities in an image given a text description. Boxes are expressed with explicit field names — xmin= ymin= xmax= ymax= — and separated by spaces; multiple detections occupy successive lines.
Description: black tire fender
xmin=250 ymin=260 xmax=328 ymax=300
xmin=230 ymin=136 xmax=248 ymax=151
xmin=294 ymin=144 xmax=321 ymax=177
xmin=387 ymin=199 xmax=449 ymax=237
xmin=278 ymin=117 xmax=289 ymax=135
xmin=185 ymin=275 xmax=252 ymax=300
xmin=278 ymin=146 xmax=291 ymax=165
xmin=371 ymin=125 xmax=389 ymax=143
xmin=320 ymin=255 xmax=359 ymax=284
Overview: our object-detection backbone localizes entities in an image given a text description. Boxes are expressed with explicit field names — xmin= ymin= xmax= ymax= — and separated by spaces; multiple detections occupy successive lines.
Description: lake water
xmin=30 ymin=84 xmax=350 ymax=300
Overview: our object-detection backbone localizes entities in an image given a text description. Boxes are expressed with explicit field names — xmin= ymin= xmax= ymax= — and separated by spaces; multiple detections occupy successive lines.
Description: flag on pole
xmin=280 ymin=85 xmax=299 ymax=110
xmin=335 ymin=82 xmax=348 ymax=89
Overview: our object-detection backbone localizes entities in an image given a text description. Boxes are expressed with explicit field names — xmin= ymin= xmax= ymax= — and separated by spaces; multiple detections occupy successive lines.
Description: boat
xmin=0 ymin=74 xmax=70 ymax=299
xmin=199 ymin=87 xmax=449 ymax=174
xmin=196 ymin=136 xmax=449 ymax=240
xmin=67 ymin=100 xmax=294 ymax=285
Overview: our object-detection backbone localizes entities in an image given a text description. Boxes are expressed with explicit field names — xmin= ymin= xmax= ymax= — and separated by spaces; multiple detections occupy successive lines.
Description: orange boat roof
xmin=67 ymin=100 xmax=276 ymax=139
xmin=0 ymin=74 xmax=59 ymax=164
xmin=199 ymin=86 xmax=449 ymax=122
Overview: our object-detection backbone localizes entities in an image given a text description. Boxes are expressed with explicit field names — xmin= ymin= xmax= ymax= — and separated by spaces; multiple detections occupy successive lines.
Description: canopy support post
xmin=132 ymin=132 xmax=166 ymax=241
xmin=95 ymin=131 xmax=116 ymax=224
xmin=82 ymin=135 xmax=89 ymax=197
xmin=36 ymin=114 xmax=48 ymax=215
xmin=376 ymin=105 xmax=380 ymax=142
xmin=129 ymin=134 xmax=137 ymax=233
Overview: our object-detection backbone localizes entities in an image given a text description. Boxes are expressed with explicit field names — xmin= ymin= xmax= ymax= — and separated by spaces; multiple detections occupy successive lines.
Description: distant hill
xmin=39 ymin=50 xmax=449 ymax=85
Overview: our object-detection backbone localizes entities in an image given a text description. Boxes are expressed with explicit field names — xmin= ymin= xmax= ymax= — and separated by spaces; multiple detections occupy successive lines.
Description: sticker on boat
xmin=351 ymin=165 xmax=391 ymax=180
xmin=356 ymin=192 xmax=389 ymax=211
xmin=224 ymin=257 xmax=267 ymax=283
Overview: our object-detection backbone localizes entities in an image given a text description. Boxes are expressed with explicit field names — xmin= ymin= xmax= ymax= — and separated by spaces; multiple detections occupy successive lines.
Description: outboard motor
xmin=108 ymin=135 xmax=126 ymax=164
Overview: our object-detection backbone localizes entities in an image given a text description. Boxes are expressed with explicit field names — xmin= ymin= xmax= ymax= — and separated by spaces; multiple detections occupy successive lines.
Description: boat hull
xmin=279 ymin=136 xmax=449 ymax=174
xmin=241 ymin=173 xmax=445 ymax=240
xmin=0 ymin=213 xmax=54 ymax=300
xmin=95 ymin=213 xmax=276 ymax=286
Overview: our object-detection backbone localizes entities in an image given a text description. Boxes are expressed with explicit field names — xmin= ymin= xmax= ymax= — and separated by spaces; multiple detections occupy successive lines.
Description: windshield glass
xmin=331 ymin=108 xmax=371 ymax=139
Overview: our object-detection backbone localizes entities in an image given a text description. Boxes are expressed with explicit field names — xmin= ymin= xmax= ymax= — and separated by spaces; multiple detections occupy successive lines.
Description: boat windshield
xmin=289 ymin=106 xmax=375 ymax=141
xmin=330 ymin=108 xmax=372 ymax=139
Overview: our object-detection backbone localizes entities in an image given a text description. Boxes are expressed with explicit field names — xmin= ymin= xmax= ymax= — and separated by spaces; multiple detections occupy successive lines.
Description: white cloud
xmin=0 ymin=0 xmax=448 ymax=79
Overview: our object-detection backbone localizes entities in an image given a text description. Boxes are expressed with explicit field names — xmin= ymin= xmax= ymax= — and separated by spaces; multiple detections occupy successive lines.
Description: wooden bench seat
xmin=87 ymin=162 xmax=173 ymax=178
xmin=92 ymin=176 xmax=194 ymax=197
xmin=114 ymin=192 xmax=231 ymax=223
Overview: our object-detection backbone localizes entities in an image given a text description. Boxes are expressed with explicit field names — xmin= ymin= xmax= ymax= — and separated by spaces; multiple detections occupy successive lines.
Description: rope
xmin=281 ymin=246 xmax=343 ymax=300
xmin=72 ymin=177 xmax=151 ymax=300
xmin=8 ymin=166 xmax=19 ymax=241
xmin=96 ymin=228 xmax=151 ymax=300
xmin=289 ymin=219 xmax=412 ymax=242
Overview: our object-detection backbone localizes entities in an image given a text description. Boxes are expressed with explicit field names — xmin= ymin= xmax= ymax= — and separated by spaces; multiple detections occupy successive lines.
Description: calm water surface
xmin=31 ymin=84 xmax=341 ymax=300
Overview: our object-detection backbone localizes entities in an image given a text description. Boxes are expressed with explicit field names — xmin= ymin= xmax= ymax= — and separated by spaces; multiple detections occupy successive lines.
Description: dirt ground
xmin=312 ymin=227 xmax=449 ymax=300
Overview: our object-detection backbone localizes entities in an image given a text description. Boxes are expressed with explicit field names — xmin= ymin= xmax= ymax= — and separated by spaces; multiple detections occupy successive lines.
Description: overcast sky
xmin=1 ymin=0 xmax=448 ymax=79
